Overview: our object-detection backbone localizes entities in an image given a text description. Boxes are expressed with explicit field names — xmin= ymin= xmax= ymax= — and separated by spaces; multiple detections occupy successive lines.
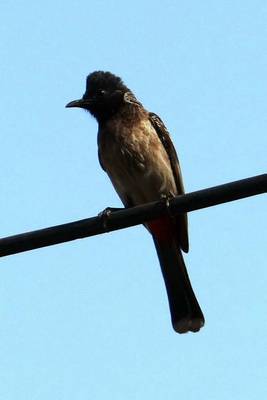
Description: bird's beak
xmin=65 ymin=98 xmax=92 ymax=109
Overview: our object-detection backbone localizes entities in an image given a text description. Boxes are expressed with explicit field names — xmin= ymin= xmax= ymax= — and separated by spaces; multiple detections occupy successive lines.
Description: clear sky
xmin=0 ymin=1 xmax=266 ymax=399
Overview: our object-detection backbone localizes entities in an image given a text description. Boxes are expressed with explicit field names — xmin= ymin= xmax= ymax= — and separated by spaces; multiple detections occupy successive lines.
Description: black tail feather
xmin=153 ymin=237 xmax=204 ymax=333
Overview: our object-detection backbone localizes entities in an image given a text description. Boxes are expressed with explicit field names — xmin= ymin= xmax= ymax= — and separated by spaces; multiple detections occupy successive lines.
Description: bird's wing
xmin=149 ymin=112 xmax=189 ymax=253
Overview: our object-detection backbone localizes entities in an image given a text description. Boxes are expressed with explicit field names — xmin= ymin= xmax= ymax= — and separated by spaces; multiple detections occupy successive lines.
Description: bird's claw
xmin=159 ymin=194 xmax=173 ymax=217
xmin=98 ymin=207 xmax=123 ymax=230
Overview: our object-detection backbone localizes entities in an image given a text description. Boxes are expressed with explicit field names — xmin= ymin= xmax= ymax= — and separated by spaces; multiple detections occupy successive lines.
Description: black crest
xmin=84 ymin=71 xmax=129 ymax=98
xmin=66 ymin=71 xmax=136 ymax=122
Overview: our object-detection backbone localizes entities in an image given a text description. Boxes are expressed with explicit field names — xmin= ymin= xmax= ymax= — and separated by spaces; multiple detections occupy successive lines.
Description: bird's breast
xmin=97 ymin=118 xmax=177 ymax=205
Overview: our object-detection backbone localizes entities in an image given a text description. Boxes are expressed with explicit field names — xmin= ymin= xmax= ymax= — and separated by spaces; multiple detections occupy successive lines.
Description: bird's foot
xmin=98 ymin=207 xmax=124 ymax=230
xmin=159 ymin=194 xmax=173 ymax=217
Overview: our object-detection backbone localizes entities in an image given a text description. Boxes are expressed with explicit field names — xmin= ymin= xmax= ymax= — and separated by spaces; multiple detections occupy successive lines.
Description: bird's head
xmin=66 ymin=71 xmax=130 ymax=122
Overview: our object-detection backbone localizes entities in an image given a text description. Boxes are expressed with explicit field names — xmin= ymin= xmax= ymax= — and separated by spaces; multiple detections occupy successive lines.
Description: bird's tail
xmin=153 ymin=236 xmax=205 ymax=333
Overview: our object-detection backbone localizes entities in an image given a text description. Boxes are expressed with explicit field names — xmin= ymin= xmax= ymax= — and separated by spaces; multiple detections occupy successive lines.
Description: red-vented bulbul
xmin=66 ymin=71 xmax=204 ymax=333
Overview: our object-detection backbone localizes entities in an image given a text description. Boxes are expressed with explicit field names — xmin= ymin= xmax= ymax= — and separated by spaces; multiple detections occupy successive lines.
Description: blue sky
xmin=0 ymin=1 xmax=266 ymax=399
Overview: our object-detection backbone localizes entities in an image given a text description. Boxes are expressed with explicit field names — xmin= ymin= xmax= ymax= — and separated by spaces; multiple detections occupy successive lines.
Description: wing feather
xmin=149 ymin=112 xmax=189 ymax=252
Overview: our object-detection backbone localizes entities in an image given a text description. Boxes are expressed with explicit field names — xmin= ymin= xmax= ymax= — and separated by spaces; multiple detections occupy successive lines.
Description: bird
xmin=66 ymin=71 xmax=204 ymax=333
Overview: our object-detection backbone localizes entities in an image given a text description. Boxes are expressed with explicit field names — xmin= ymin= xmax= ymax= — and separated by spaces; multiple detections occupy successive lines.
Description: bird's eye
xmin=97 ymin=89 xmax=106 ymax=96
